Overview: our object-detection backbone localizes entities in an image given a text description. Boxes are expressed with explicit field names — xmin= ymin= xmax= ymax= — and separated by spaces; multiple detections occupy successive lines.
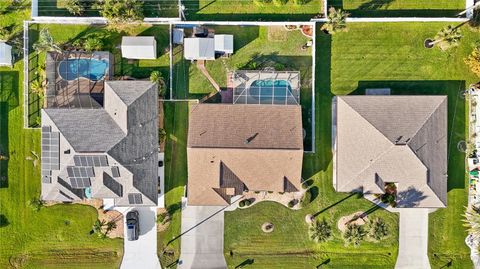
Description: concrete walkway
xmin=395 ymin=209 xmax=431 ymax=269
xmin=118 ymin=207 xmax=161 ymax=269
xmin=178 ymin=200 xmax=227 ymax=269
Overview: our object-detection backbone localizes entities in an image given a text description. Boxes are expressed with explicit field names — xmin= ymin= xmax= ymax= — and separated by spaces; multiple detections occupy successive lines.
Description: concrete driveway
xmin=395 ymin=208 xmax=431 ymax=269
xmin=119 ymin=207 xmax=161 ymax=269
xmin=178 ymin=200 xmax=227 ymax=269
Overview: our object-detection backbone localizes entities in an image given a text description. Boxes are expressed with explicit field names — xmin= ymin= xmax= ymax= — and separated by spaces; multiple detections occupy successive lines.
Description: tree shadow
xmin=137 ymin=25 xmax=171 ymax=59
xmin=396 ymin=187 xmax=427 ymax=208
xmin=235 ymin=258 xmax=254 ymax=268
xmin=313 ymin=192 xmax=360 ymax=217
xmin=0 ymin=214 xmax=9 ymax=227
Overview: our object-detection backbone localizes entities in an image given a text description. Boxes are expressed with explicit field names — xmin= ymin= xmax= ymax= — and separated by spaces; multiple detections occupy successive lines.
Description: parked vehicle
xmin=126 ymin=210 xmax=140 ymax=241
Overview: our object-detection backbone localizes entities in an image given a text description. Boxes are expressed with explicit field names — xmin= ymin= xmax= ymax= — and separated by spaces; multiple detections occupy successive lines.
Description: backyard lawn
xmin=330 ymin=0 xmax=465 ymax=17
xmin=0 ymin=8 xmax=123 ymax=269
xmin=185 ymin=0 xmax=324 ymax=21
xmin=37 ymin=0 xmax=179 ymax=18
xmin=27 ymin=23 xmax=170 ymax=126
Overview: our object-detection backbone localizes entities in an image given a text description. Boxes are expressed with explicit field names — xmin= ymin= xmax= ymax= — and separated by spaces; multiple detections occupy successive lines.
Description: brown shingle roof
xmin=187 ymin=104 xmax=303 ymax=206
xmin=335 ymin=96 xmax=447 ymax=208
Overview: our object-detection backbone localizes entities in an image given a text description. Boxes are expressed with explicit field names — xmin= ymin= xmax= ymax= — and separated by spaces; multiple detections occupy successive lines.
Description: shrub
xmin=301 ymin=189 xmax=312 ymax=207
xmin=369 ymin=218 xmax=389 ymax=241
xmin=28 ymin=197 xmax=45 ymax=212
xmin=309 ymin=218 xmax=332 ymax=243
xmin=272 ymin=0 xmax=288 ymax=6
xmin=465 ymin=46 xmax=480 ymax=77
xmin=65 ymin=0 xmax=85 ymax=15
xmin=293 ymin=0 xmax=308 ymax=5
xmin=239 ymin=199 xmax=252 ymax=208
xmin=343 ymin=224 xmax=367 ymax=246
xmin=84 ymin=38 xmax=103 ymax=51
xmin=288 ymin=199 xmax=298 ymax=208
xmin=95 ymin=0 xmax=144 ymax=24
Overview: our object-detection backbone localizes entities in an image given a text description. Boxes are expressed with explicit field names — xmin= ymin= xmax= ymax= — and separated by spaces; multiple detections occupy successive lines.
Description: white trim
xmin=313 ymin=17 xmax=469 ymax=23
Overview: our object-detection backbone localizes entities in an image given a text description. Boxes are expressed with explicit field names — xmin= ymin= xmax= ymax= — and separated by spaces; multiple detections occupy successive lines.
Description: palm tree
xmin=92 ymin=219 xmax=107 ymax=238
xmin=463 ymin=205 xmax=480 ymax=239
xmin=343 ymin=223 xmax=366 ymax=246
xmin=309 ymin=218 xmax=332 ymax=243
xmin=30 ymin=80 xmax=44 ymax=98
xmin=426 ymin=25 xmax=462 ymax=51
xmin=321 ymin=7 xmax=349 ymax=35
xmin=33 ymin=28 xmax=62 ymax=53
xmin=105 ymin=220 xmax=117 ymax=235
xmin=369 ymin=218 xmax=389 ymax=240
xmin=150 ymin=71 xmax=166 ymax=97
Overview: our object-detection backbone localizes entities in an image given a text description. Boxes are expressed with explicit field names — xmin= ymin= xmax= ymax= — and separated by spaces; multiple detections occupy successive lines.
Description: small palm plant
xmin=426 ymin=25 xmax=462 ymax=51
xmin=368 ymin=218 xmax=389 ymax=241
xmin=92 ymin=219 xmax=107 ymax=238
xmin=321 ymin=7 xmax=349 ymax=35
xmin=343 ymin=223 xmax=366 ymax=246
xmin=463 ymin=205 xmax=480 ymax=239
xmin=104 ymin=220 xmax=117 ymax=236
xmin=28 ymin=197 xmax=45 ymax=212
xmin=309 ymin=218 xmax=332 ymax=243
xmin=65 ymin=0 xmax=85 ymax=15
xmin=33 ymin=28 xmax=62 ymax=53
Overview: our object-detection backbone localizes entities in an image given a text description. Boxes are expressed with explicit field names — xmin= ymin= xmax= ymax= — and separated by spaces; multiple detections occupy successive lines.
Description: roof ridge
xmin=407 ymin=96 xmax=446 ymax=146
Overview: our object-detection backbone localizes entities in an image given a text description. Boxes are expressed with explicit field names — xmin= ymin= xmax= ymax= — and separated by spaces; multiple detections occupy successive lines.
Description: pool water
xmin=249 ymin=79 xmax=293 ymax=97
xmin=58 ymin=58 xmax=108 ymax=81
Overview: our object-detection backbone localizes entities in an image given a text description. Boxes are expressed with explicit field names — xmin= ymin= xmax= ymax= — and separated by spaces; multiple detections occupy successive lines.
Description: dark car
xmin=126 ymin=210 xmax=139 ymax=241
xmin=158 ymin=160 xmax=164 ymax=167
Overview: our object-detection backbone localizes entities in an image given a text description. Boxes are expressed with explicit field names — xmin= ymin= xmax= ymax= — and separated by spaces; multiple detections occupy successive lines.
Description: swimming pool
xmin=58 ymin=58 xmax=109 ymax=81
xmin=249 ymin=79 xmax=293 ymax=97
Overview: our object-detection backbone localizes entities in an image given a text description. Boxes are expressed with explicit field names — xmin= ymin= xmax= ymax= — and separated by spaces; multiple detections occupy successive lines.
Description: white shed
xmin=184 ymin=38 xmax=215 ymax=61
xmin=0 ymin=42 xmax=12 ymax=67
xmin=121 ymin=36 xmax=157 ymax=60
xmin=214 ymin=35 xmax=234 ymax=54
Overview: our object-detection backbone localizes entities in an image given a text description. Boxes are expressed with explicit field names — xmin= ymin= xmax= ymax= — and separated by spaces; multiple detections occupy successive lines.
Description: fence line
xmin=23 ymin=21 xmax=32 ymax=129
xmin=310 ymin=24 xmax=316 ymax=154
xmin=313 ymin=17 xmax=469 ymax=23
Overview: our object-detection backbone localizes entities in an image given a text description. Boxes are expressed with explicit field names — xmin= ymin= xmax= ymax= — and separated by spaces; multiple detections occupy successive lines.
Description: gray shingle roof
xmin=335 ymin=95 xmax=447 ymax=208
xmin=106 ymin=80 xmax=156 ymax=106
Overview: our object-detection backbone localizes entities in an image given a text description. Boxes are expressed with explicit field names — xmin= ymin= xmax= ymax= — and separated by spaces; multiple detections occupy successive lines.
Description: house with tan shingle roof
xmin=187 ymin=104 xmax=303 ymax=206
xmin=333 ymin=95 xmax=448 ymax=208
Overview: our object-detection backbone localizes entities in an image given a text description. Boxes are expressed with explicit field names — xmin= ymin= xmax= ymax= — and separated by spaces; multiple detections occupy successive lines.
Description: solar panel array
xmin=128 ymin=193 xmax=143 ymax=204
xmin=67 ymin=166 xmax=94 ymax=189
xmin=70 ymin=177 xmax=92 ymax=189
xmin=73 ymin=155 xmax=108 ymax=167
xmin=103 ymin=172 xmax=123 ymax=196
xmin=41 ymin=126 xmax=60 ymax=183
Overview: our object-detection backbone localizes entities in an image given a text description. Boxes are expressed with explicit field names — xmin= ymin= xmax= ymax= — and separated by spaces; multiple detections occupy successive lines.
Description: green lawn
xmin=185 ymin=0 xmax=324 ymax=21
xmin=37 ymin=0 xmax=179 ymax=18
xmin=0 ymin=7 xmax=123 ymax=269
xmin=27 ymin=23 xmax=170 ymax=127
xmin=330 ymin=0 xmax=465 ymax=17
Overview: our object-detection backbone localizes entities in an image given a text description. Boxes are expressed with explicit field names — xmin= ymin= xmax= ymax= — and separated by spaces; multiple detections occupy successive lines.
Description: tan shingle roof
xmin=187 ymin=104 xmax=303 ymax=206
xmin=335 ymin=96 xmax=447 ymax=208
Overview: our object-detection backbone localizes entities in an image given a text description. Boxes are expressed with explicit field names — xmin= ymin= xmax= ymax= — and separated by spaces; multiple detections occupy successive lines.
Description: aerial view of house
xmin=2 ymin=0 xmax=480 ymax=269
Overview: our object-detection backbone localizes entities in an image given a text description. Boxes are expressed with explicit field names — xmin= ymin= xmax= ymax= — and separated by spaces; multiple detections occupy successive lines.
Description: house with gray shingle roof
xmin=333 ymin=95 xmax=448 ymax=208
xmin=41 ymin=81 xmax=159 ymax=206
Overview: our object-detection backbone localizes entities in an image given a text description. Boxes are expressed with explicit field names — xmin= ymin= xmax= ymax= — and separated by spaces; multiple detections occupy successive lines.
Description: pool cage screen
xmin=232 ymin=70 xmax=300 ymax=105
xmin=45 ymin=51 xmax=112 ymax=109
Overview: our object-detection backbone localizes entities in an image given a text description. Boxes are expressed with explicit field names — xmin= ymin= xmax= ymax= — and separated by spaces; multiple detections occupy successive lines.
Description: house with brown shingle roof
xmin=333 ymin=95 xmax=448 ymax=208
xmin=187 ymin=104 xmax=304 ymax=206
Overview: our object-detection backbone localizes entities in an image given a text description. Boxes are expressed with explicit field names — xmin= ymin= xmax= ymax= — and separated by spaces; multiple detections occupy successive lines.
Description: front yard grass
xmin=330 ymin=0 xmax=465 ymax=17
xmin=0 ymin=9 xmax=123 ymax=269
xmin=185 ymin=0 xmax=324 ymax=21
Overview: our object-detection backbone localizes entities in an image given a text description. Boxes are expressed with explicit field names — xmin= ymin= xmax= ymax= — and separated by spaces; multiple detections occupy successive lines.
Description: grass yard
xmin=330 ymin=0 xmax=465 ymax=17
xmin=185 ymin=0 xmax=324 ymax=21
xmin=27 ymin=23 xmax=170 ymax=127
xmin=0 ymin=7 xmax=123 ymax=269
xmin=37 ymin=0 xmax=179 ymax=18
xmin=183 ymin=25 xmax=314 ymax=149
xmin=328 ymin=22 xmax=476 ymax=268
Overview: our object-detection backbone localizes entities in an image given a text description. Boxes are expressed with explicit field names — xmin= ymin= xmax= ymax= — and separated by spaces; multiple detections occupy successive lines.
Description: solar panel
xmin=41 ymin=127 xmax=60 ymax=174
xmin=67 ymin=167 xmax=95 ymax=178
xmin=111 ymin=166 xmax=120 ymax=177
xmin=128 ymin=193 xmax=143 ymax=204
xmin=73 ymin=155 xmax=109 ymax=167
xmin=70 ymin=177 xmax=91 ymax=189
xmin=103 ymin=172 xmax=123 ymax=196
